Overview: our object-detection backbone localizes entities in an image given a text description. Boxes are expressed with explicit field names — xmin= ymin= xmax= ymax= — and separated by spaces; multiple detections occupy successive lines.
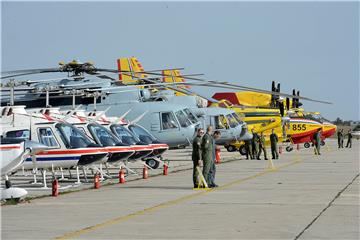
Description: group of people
xmin=192 ymin=126 xmax=221 ymax=188
xmin=243 ymin=129 xmax=279 ymax=160
xmin=337 ymin=129 xmax=353 ymax=148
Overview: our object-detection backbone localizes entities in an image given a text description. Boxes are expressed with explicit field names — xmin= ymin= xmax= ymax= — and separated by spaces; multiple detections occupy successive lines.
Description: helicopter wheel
xmin=145 ymin=159 xmax=160 ymax=169
xmin=286 ymin=146 xmax=293 ymax=152
xmin=304 ymin=142 xmax=311 ymax=148
xmin=239 ymin=145 xmax=247 ymax=156
xmin=226 ymin=145 xmax=237 ymax=152
xmin=320 ymin=140 xmax=325 ymax=146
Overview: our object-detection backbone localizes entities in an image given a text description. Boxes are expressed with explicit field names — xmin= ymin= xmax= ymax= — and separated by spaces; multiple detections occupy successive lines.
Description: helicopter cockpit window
xmin=5 ymin=129 xmax=30 ymax=140
xmin=161 ymin=112 xmax=178 ymax=130
xmin=129 ymin=124 xmax=156 ymax=144
xmin=111 ymin=125 xmax=138 ymax=145
xmin=304 ymin=114 xmax=322 ymax=123
xmin=232 ymin=113 xmax=243 ymax=124
xmin=184 ymin=108 xmax=198 ymax=124
xmin=226 ymin=114 xmax=239 ymax=128
xmin=88 ymin=123 xmax=121 ymax=147
xmin=175 ymin=110 xmax=192 ymax=128
xmin=288 ymin=112 xmax=300 ymax=118
xmin=38 ymin=127 xmax=59 ymax=147
xmin=56 ymin=123 xmax=93 ymax=148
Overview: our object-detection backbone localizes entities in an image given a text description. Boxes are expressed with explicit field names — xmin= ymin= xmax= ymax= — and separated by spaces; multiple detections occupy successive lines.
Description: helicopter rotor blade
xmin=1 ymin=68 xmax=61 ymax=79
xmin=134 ymin=71 xmax=332 ymax=105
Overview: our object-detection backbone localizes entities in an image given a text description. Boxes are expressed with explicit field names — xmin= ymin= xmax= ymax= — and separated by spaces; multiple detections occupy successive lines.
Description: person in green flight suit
xmin=201 ymin=125 xmax=214 ymax=187
xmin=244 ymin=138 xmax=253 ymax=160
xmin=209 ymin=130 xmax=221 ymax=188
xmin=345 ymin=129 xmax=353 ymax=148
xmin=270 ymin=129 xmax=279 ymax=159
xmin=337 ymin=129 xmax=344 ymax=148
xmin=251 ymin=129 xmax=260 ymax=159
xmin=192 ymin=128 xmax=204 ymax=188
xmin=257 ymin=132 xmax=268 ymax=160
xmin=313 ymin=128 xmax=322 ymax=155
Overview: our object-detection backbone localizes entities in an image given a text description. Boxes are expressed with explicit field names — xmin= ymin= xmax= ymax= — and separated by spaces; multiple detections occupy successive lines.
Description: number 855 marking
xmin=292 ymin=124 xmax=306 ymax=131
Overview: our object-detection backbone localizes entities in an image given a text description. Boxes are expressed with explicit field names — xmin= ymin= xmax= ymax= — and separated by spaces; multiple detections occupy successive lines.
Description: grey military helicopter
xmin=1 ymin=61 xmax=202 ymax=149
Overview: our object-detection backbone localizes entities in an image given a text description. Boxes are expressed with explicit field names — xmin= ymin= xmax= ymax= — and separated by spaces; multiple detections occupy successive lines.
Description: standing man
xmin=313 ymin=128 xmax=322 ymax=155
xmin=346 ymin=129 xmax=353 ymax=148
xmin=257 ymin=132 xmax=268 ymax=160
xmin=252 ymin=129 xmax=259 ymax=159
xmin=244 ymin=138 xmax=253 ymax=160
xmin=270 ymin=129 xmax=279 ymax=159
xmin=337 ymin=129 xmax=344 ymax=148
xmin=192 ymin=128 xmax=204 ymax=188
xmin=201 ymin=126 xmax=214 ymax=188
xmin=209 ymin=131 xmax=221 ymax=188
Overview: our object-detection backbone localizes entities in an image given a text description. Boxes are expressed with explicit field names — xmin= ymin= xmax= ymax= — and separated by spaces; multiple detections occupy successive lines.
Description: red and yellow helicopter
xmin=211 ymin=82 xmax=337 ymax=152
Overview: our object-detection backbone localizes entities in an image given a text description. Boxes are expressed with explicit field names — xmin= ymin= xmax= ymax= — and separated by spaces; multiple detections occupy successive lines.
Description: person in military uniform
xmin=257 ymin=132 xmax=268 ymax=160
xmin=192 ymin=128 xmax=204 ymax=188
xmin=270 ymin=129 xmax=279 ymax=159
xmin=345 ymin=129 xmax=353 ymax=148
xmin=201 ymin=126 xmax=214 ymax=187
xmin=337 ymin=129 xmax=344 ymax=148
xmin=209 ymin=130 xmax=221 ymax=188
xmin=313 ymin=128 xmax=322 ymax=155
xmin=244 ymin=138 xmax=253 ymax=160
xmin=251 ymin=129 xmax=259 ymax=159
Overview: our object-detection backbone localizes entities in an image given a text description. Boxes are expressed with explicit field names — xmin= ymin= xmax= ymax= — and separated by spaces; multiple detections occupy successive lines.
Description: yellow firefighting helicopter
xmin=211 ymin=81 xmax=336 ymax=153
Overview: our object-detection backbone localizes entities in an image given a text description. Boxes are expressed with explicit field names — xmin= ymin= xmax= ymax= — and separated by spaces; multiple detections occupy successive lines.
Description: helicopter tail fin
xmin=162 ymin=69 xmax=189 ymax=96
xmin=212 ymin=92 xmax=272 ymax=107
xmin=116 ymin=57 xmax=147 ymax=84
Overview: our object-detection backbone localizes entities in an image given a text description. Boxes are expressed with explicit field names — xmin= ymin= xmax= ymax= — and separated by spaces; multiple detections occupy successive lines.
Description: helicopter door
xmin=150 ymin=113 xmax=161 ymax=132
xmin=160 ymin=112 xmax=179 ymax=131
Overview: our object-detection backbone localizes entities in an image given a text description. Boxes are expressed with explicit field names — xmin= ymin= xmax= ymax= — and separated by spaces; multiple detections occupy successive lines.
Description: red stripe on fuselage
xmin=0 ymin=145 xmax=21 ymax=150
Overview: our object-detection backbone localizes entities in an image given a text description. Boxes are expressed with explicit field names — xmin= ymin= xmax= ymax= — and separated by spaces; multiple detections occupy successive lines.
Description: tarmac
xmin=1 ymin=140 xmax=359 ymax=240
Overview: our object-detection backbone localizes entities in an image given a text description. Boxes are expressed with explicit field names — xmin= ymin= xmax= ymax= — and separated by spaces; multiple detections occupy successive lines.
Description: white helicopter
xmin=0 ymin=105 xmax=109 ymax=186
xmin=32 ymin=107 xmax=155 ymax=175
xmin=87 ymin=110 xmax=169 ymax=169
xmin=0 ymin=139 xmax=48 ymax=200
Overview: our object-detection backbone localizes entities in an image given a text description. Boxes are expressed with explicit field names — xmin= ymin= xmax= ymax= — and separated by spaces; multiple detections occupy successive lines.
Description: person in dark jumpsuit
xmin=270 ymin=129 xmax=279 ymax=159
xmin=257 ymin=132 xmax=268 ymax=160
xmin=251 ymin=129 xmax=260 ymax=159
xmin=337 ymin=129 xmax=344 ymax=148
xmin=192 ymin=128 xmax=204 ymax=188
xmin=313 ymin=128 xmax=322 ymax=155
xmin=244 ymin=139 xmax=253 ymax=160
xmin=345 ymin=130 xmax=353 ymax=148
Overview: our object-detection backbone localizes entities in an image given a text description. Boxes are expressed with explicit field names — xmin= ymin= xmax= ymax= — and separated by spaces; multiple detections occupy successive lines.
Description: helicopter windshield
xmin=175 ymin=110 xmax=192 ymax=128
xmin=304 ymin=113 xmax=324 ymax=123
xmin=183 ymin=108 xmax=198 ymax=124
xmin=110 ymin=124 xmax=139 ymax=145
xmin=55 ymin=123 xmax=94 ymax=149
xmin=128 ymin=124 xmax=157 ymax=144
xmin=226 ymin=114 xmax=239 ymax=128
xmin=87 ymin=123 xmax=121 ymax=146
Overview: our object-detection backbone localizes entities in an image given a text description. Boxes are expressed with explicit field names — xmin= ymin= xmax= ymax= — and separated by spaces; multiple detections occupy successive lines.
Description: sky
xmin=1 ymin=1 xmax=359 ymax=121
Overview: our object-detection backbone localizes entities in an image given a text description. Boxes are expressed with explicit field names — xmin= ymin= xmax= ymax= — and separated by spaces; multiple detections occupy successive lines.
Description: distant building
xmin=350 ymin=121 xmax=360 ymax=126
